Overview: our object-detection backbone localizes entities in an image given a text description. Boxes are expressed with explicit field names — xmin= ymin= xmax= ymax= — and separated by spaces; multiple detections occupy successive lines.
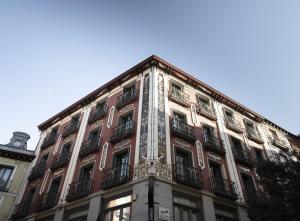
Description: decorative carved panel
xmin=196 ymin=140 xmax=205 ymax=169
xmin=191 ymin=104 xmax=197 ymax=124
xmin=139 ymin=74 xmax=150 ymax=162
xmin=107 ymin=106 xmax=115 ymax=128
xmin=99 ymin=142 xmax=108 ymax=171
xmin=134 ymin=160 xmax=171 ymax=180
xmin=82 ymin=154 xmax=96 ymax=163
xmin=157 ymin=74 xmax=166 ymax=162
xmin=114 ymin=139 xmax=130 ymax=150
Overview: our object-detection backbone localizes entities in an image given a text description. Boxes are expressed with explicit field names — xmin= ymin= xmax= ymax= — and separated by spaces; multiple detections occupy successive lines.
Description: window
xmin=79 ymin=164 xmax=93 ymax=183
xmin=103 ymin=195 xmax=132 ymax=221
xmin=71 ymin=115 xmax=79 ymax=126
xmin=241 ymin=174 xmax=255 ymax=192
xmin=173 ymin=194 xmax=203 ymax=221
xmin=209 ymin=162 xmax=225 ymax=192
xmin=97 ymin=101 xmax=106 ymax=110
xmin=197 ymin=96 xmax=209 ymax=106
xmin=50 ymin=127 xmax=58 ymax=137
xmin=173 ymin=112 xmax=186 ymax=123
xmin=0 ymin=165 xmax=14 ymax=191
xmin=270 ymin=129 xmax=278 ymax=139
xmin=171 ymin=83 xmax=182 ymax=93
xmin=119 ymin=113 xmax=133 ymax=131
xmin=224 ymin=109 xmax=234 ymax=122
xmin=61 ymin=142 xmax=71 ymax=155
xmin=113 ymin=151 xmax=129 ymax=178
xmin=203 ymin=125 xmax=214 ymax=139
xmin=231 ymin=137 xmax=244 ymax=155
xmin=123 ymin=84 xmax=135 ymax=96
xmin=255 ymin=149 xmax=264 ymax=162
xmin=88 ymin=128 xmax=100 ymax=143
xmin=175 ymin=149 xmax=193 ymax=179
xmin=24 ymin=188 xmax=36 ymax=205
xmin=45 ymin=177 xmax=61 ymax=205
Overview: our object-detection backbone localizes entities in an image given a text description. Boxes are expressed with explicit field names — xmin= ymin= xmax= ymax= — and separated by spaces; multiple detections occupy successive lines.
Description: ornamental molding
xmin=82 ymin=154 xmax=96 ymax=163
xmin=107 ymin=106 xmax=115 ymax=128
xmin=119 ymin=104 xmax=135 ymax=114
xmin=53 ymin=168 xmax=64 ymax=176
xmin=196 ymin=140 xmax=205 ymax=169
xmin=175 ymin=138 xmax=191 ymax=148
xmin=208 ymin=153 xmax=222 ymax=161
xmin=191 ymin=104 xmax=197 ymax=124
xmin=239 ymin=166 xmax=251 ymax=173
xmin=99 ymin=142 xmax=108 ymax=171
xmin=134 ymin=160 xmax=171 ymax=180
xmin=114 ymin=139 xmax=130 ymax=150
xmin=90 ymin=120 xmax=103 ymax=130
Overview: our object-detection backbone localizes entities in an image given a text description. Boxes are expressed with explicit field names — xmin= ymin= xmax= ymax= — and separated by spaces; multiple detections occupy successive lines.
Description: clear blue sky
xmin=0 ymin=0 xmax=299 ymax=150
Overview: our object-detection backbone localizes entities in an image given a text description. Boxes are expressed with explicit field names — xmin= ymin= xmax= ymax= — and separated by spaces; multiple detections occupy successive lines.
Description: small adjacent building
xmin=0 ymin=132 xmax=35 ymax=221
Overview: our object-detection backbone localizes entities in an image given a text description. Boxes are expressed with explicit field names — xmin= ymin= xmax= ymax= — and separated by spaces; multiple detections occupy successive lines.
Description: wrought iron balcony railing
xmin=210 ymin=176 xmax=238 ymax=200
xmin=41 ymin=134 xmax=58 ymax=149
xmin=28 ymin=162 xmax=47 ymax=181
xmin=246 ymin=128 xmax=264 ymax=144
xmin=50 ymin=152 xmax=70 ymax=170
xmin=88 ymin=105 xmax=108 ymax=124
xmin=243 ymin=188 xmax=270 ymax=206
xmin=224 ymin=118 xmax=244 ymax=134
xmin=116 ymin=89 xmax=138 ymax=109
xmin=61 ymin=121 xmax=80 ymax=138
xmin=101 ymin=163 xmax=133 ymax=189
xmin=272 ymin=138 xmax=289 ymax=150
xmin=110 ymin=121 xmax=135 ymax=143
xmin=168 ymin=88 xmax=190 ymax=108
xmin=170 ymin=118 xmax=196 ymax=143
xmin=172 ymin=163 xmax=203 ymax=189
xmin=78 ymin=137 xmax=100 ymax=158
xmin=10 ymin=202 xmax=32 ymax=220
xmin=0 ymin=178 xmax=9 ymax=192
xmin=66 ymin=178 xmax=92 ymax=202
xmin=232 ymin=147 xmax=254 ymax=167
xmin=196 ymin=103 xmax=217 ymax=121
xmin=202 ymin=134 xmax=226 ymax=155
xmin=34 ymin=191 xmax=59 ymax=212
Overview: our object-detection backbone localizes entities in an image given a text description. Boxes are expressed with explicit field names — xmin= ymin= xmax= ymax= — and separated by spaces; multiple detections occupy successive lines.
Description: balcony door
xmin=123 ymin=85 xmax=135 ymax=97
xmin=88 ymin=129 xmax=100 ymax=144
xmin=224 ymin=110 xmax=234 ymax=123
xmin=46 ymin=177 xmax=61 ymax=204
xmin=120 ymin=114 xmax=133 ymax=131
xmin=209 ymin=163 xmax=225 ymax=191
xmin=176 ymin=149 xmax=193 ymax=180
xmin=78 ymin=164 xmax=93 ymax=191
xmin=113 ymin=151 xmax=129 ymax=179
xmin=61 ymin=143 xmax=71 ymax=158
xmin=40 ymin=154 xmax=48 ymax=166
xmin=203 ymin=125 xmax=214 ymax=141
xmin=231 ymin=137 xmax=244 ymax=158
xmin=24 ymin=188 xmax=35 ymax=208
xmin=173 ymin=112 xmax=186 ymax=131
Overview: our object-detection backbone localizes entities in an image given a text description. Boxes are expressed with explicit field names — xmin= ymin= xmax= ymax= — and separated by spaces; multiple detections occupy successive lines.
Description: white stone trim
xmin=99 ymin=142 xmax=108 ymax=171
xmin=196 ymin=140 xmax=205 ymax=169
xmin=107 ymin=106 xmax=115 ymax=128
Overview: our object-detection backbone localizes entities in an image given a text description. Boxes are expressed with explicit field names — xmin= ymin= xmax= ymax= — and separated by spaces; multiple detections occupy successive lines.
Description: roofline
xmin=38 ymin=55 xmax=297 ymax=138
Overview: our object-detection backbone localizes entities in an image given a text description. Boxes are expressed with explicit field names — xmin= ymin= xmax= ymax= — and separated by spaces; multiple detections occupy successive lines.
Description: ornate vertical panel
xmin=139 ymin=74 xmax=150 ymax=162
xmin=107 ymin=106 xmax=115 ymax=128
xmin=196 ymin=140 xmax=205 ymax=169
xmin=191 ymin=104 xmax=197 ymax=124
xmin=157 ymin=74 xmax=166 ymax=162
xmin=99 ymin=142 xmax=108 ymax=171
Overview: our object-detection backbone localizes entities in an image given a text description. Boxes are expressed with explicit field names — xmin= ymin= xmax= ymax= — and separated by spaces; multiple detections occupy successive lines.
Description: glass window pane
xmin=112 ymin=210 xmax=120 ymax=221
xmin=121 ymin=207 xmax=130 ymax=221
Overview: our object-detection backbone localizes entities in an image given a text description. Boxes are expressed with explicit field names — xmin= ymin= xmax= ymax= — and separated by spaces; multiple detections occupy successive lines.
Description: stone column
xmin=87 ymin=195 xmax=102 ymax=221
xmin=154 ymin=180 xmax=173 ymax=221
xmin=54 ymin=208 xmax=64 ymax=221
xmin=131 ymin=180 xmax=149 ymax=221
xmin=202 ymin=195 xmax=216 ymax=221
xmin=237 ymin=206 xmax=250 ymax=221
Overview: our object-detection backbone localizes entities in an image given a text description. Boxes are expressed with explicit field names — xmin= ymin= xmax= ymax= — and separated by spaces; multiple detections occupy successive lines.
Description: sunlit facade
xmin=12 ymin=55 xmax=299 ymax=221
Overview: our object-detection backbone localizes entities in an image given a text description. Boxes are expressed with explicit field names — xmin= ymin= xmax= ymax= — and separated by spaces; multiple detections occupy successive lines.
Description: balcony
xmin=170 ymin=118 xmax=196 ymax=143
xmin=172 ymin=163 xmax=203 ymax=189
xmin=272 ymin=138 xmax=289 ymax=150
xmin=202 ymin=134 xmax=226 ymax=155
xmin=78 ymin=137 xmax=100 ymax=158
xmin=28 ymin=162 xmax=47 ymax=181
xmin=62 ymin=121 xmax=80 ymax=138
xmin=116 ymin=89 xmax=138 ymax=109
xmin=10 ymin=202 xmax=31 ymax=220
xmin=41 ymin=134 xmax=58 ymax=149
xmin=196 ymin=103 xmax=217 ymax=121
xmin=232 ymin=147 xmax=254 ymax=167
xmin=66 ymin=179 xmax=92 ymax=202
xmin=168 ymin=89 xmax=190 ymax=108
xmin=224 ymin=118 xmax=243 ymax=134
xmin=110 ymin=121 xmax=135 ymax=144
xmin=247 ymin=129 xmax=264 ymax=144
xmin=0 ymin=178 xmax=9 ymax=192
xmin=50 ymin=152 xmax=70 ymax=171
xmin=88 ymin=105 xmax=108 ymax=124
xmin=243 ymin=188 xmax=270 ymax=206
xmin=210 ymin=177 xmax=238 ymax=200
xmin=34 ymin=191 xmax=59 ymax=212
xmin=101 ymin=163 xmax=133 ymax=190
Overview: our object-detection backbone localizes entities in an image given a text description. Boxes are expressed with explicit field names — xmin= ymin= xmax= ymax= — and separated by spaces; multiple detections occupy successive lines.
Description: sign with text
xmin=159 ymin=207 xmax=170 ymax=221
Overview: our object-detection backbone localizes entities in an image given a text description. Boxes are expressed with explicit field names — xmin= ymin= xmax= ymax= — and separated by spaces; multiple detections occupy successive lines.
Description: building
xmin=0 ymin=132 xmax=35 ymax=221
xmin=11 ymin=55 xmax=299 ymax=221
